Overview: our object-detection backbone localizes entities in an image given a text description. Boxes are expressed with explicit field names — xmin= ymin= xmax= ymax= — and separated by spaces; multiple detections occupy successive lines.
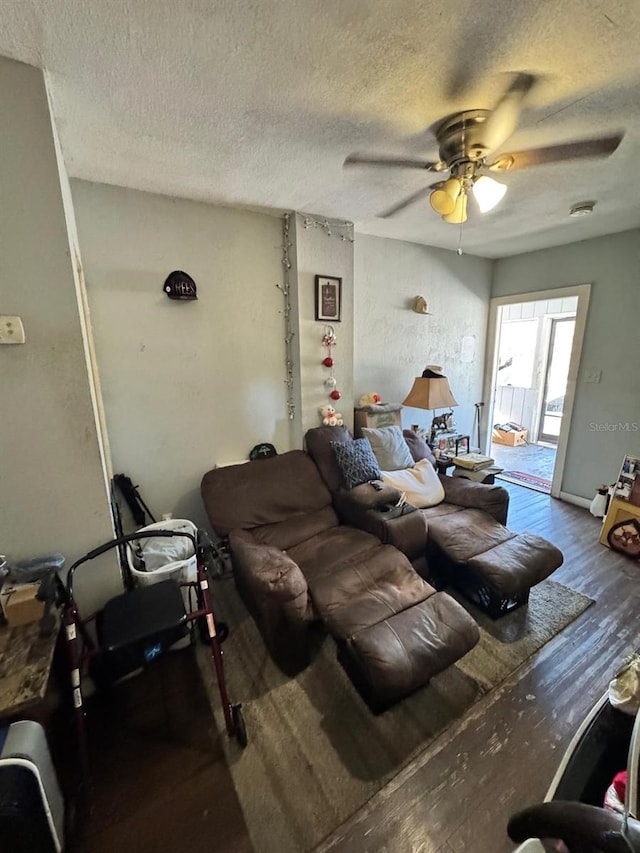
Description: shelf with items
xmin=432 ymin=433 xmax=470 ymax=457
xmin=600 ymin=454 xmax=640 ymax=552
xmin=613 ymin=454 xmax=640 ymax=504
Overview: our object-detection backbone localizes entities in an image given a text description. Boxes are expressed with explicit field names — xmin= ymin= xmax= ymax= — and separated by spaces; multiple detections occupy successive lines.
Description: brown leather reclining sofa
xmin=201 ymin=448 xmax=480 ymax=710
xmin=201 ymin=426 xmax=562 ymax=708
xmin=305 ymin=426 xmax=563 ymax=619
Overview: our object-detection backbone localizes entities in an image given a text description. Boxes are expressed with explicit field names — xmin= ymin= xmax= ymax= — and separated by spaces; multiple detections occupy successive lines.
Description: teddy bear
xmin=358 ymin=392 xmax=382 ymax=407
xmin=319 ymin=404 xmax=344 ymax=426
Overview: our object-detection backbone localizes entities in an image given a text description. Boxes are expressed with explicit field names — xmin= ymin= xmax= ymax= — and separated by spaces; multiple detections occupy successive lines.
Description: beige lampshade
xmin=402 ymin=377 xmax=458 ymax=410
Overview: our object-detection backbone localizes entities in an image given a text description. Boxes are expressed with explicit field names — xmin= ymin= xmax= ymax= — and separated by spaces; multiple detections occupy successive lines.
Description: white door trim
xmin=483 ymin=284 xmax=591 ymax=499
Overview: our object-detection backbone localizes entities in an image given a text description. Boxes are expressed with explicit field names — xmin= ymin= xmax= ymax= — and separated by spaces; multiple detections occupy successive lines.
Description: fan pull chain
xmin=457 ymin=219 xmax=464 ymax=256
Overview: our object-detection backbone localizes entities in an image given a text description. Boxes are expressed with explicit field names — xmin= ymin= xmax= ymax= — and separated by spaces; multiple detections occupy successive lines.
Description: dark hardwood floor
xmin=316 ymin=483 xmax=640 ymax=852
xmin=55 ymin=484 xmax=639 ymax=853
xmin=54 ymin=647 xmax=252 ymax=853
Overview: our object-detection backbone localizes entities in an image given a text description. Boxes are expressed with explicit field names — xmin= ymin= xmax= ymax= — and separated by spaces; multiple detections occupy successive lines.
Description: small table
xmin=435 ymin=457 xmax=456 ymax=475
xmin=0 ymin=614 xmax=61 ymax=719
xmin=452 ymin=465 xmax=504 ymax=485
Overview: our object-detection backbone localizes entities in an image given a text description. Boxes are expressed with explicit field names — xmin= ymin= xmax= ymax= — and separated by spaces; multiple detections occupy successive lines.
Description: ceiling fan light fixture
xmin=442 ymin=191 xmax=467 ymax=224
xmin=429 ymin=177 xmax=462 ymax=216
xmin=472 ymin=175 xmax=507 ymax=213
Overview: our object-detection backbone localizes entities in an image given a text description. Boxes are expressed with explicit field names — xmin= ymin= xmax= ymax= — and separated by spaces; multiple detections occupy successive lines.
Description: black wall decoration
xmin=163 ymin=270 xmax=198 ymax=300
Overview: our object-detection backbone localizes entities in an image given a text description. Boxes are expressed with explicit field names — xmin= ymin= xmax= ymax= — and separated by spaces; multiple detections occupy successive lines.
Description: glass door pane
xmin=538 ymin=318 xmax=575 ymax=445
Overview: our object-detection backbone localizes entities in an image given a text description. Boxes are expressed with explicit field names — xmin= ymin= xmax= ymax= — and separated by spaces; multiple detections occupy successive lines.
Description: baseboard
xmin=559 ymin=491 xmax=591 ymax=510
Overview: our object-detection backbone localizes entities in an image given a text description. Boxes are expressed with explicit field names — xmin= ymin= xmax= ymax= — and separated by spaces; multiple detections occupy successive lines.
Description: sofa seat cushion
xmin=467 ymin=533 xmax=564 ymax=597
xmin=307 ymin=545 xmax=434 ymax=639
xmin=340 ymin=592 xmax=480 ymax=708
xmin=427 ymin=508 xmax=515 ymax=562
xmin=251 ymin=506 xmax=339 ymax=552
xmin=287 ymin=526 xmax=381 ymax=582
xmin=419 ymin=503 xmax=465 ymax=520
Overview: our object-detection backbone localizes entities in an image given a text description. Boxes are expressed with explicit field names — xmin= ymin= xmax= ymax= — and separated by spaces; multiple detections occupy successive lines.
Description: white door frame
xmin=483 ymin=284 xmax=591 ymax=499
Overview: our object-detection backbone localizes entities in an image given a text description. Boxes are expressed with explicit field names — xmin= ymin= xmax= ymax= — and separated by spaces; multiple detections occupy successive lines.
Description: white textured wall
xmin=493 ymin=230 xmax=640 ymax=499
xmin=0 ymin=57 xmax=116 ymax=611
xmin=354 ymin=235 xmax=492 ymax=440
xmin=71 ymin=181 xmax=289 ymax=527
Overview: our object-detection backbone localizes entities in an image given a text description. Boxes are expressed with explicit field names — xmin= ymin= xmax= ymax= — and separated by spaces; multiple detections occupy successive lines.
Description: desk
xmin=0 ymin=615 xmax=61 ymax=718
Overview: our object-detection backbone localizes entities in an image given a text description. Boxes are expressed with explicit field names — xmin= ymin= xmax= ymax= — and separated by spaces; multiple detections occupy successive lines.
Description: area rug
xmin=498 ymin=470 xmax=552 ymax=494
xmin=197 ymin=578 xmax=593 ymax=853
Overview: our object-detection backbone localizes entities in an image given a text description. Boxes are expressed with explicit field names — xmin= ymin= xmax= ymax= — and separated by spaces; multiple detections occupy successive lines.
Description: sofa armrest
xmin=229 ymin=530 xmax=314 ymax=674
xmin=438 ymin=475 xmax=510 ymax=525
xmin=337 ymin=481 xmax=402 ymax=511
xmin=333 ymin=488 xmax=428 ymax=562
xmin=333 ymin=482 xmax=399 ymax=532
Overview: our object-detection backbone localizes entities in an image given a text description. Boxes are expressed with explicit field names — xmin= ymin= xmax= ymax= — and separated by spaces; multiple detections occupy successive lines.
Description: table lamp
xmin=402 ymin=365 xmax=458 ymax=445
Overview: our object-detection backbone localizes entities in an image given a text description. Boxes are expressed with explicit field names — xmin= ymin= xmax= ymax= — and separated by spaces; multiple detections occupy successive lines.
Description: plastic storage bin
xmin=127 ymin=519 xmax=197 ymax=592
xmin=126 ymin=520 xmax=198 ymax=649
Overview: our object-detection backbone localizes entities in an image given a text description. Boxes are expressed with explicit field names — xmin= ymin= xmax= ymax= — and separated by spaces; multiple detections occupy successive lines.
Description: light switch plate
xmin=585 ymin=370 xmax=601 ymax=383
xmin=0 ymin=316 xmax=25 ymax=344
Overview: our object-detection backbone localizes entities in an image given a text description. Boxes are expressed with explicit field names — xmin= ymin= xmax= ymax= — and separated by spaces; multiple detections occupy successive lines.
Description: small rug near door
xmin=198 ymin=578 xmax=593 ymax=853
xmin=498 ymin=470 xmax=552 ymax=494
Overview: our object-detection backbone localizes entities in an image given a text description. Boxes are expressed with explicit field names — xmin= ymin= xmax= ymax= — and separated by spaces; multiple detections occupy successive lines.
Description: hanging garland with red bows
xmin=321 ymin=325 xmax=341 ymax=401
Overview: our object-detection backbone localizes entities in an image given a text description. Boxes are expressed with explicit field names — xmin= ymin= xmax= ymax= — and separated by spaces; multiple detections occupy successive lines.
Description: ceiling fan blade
xmin=378 ymin=186 xmax=433 ymax=218
xmin=344 ymin=153 xmax=440 ymax=171
xmin=480 ymin=73 xmax=538 ymax=154
xmin=489 ymin=133 xmax=624 ymax=171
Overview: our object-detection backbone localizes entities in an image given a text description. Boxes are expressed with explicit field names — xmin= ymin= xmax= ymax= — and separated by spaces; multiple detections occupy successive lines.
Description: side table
xmin=435 ymin=458 xmax=455 ymax=475
xmin=0 ymin=613 xmax=61 ymax=720
xmin=452 ymin=465 xmax=503 ymax=485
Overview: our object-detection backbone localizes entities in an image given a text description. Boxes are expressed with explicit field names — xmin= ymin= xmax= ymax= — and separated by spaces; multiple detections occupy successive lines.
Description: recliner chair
xmin=201 ymin=449 xmax=479 ymax=709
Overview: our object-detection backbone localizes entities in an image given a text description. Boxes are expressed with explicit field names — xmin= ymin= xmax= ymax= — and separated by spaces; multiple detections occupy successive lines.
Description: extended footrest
xmin=427 ymin=509 xmax=564 ymax=619
xmin=463 ymin=533 xmax=563 ymax=618
xmin=338 ymin=592 xmax=479 ymax=711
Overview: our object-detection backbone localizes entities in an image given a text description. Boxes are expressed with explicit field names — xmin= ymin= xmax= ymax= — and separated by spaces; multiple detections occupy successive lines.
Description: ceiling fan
xmin=345 ymin=73 xmax=624 ymax=224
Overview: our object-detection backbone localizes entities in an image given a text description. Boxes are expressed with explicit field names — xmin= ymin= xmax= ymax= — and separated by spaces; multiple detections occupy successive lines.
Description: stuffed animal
xmin=358 ymin=392 xmax=382 ymax=407
xmin=319 ymin=404 xmax=344 ymax=426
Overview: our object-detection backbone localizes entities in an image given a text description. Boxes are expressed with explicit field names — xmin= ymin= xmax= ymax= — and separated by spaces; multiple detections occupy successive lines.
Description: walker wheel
xmin=232 ymin=704 xmax=247 ymax=748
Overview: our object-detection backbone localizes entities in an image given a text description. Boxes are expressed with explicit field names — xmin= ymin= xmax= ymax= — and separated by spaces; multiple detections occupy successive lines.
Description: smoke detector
xmin=569 ymin=201 xmax=596 ymax=218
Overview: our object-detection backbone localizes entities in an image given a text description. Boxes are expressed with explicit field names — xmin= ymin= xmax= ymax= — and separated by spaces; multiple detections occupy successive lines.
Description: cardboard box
xmin=2 ymin=581 xmax=44 ymax=627
xmin=354 ymin=405 xmax=402 ymax=436
xmin=491 ymin=427 xmax=528 ymax=447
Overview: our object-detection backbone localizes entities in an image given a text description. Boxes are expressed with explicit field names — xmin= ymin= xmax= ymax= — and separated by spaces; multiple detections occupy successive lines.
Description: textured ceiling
xmin=2 ymin=0 xmax=640 ymax=258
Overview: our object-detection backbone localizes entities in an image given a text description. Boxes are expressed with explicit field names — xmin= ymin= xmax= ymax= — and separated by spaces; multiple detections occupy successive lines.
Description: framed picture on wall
xmin=315 ymin=275 xmax=342 ymax=322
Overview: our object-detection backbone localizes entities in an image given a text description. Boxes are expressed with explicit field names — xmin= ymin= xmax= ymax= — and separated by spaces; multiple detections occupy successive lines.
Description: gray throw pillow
xmin=331 ymin=438 xmax=382 ymax=490
xmin=361 ymin=425 xmax=415 ymax=471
